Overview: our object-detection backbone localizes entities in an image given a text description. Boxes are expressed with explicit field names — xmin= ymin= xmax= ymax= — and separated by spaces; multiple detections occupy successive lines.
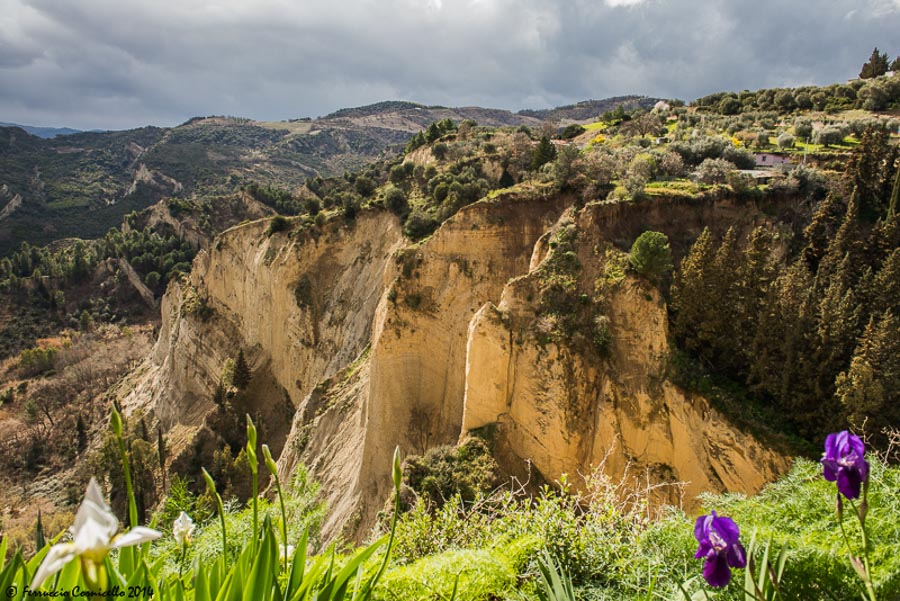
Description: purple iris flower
xmin=694 ymin=511 xmax=746 ymax=587
xmin=821 ymin=431 xmax=869 ymax=500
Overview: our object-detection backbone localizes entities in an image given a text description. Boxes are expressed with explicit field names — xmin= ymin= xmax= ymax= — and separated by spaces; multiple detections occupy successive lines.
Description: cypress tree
xmin=845 ymin=127 xmax=896 ymax=220
xmin=212 ymin=381 xmax=227 ymax=408
xmin=816 ymin=192 xmax=860 ymax=289
xmin=35 ymin=509 xmax=45 ymax=551
xmin=233 ymin=349 xmax=251 ymax=390
xmin=671 ymin=227 xmax=717 ymax=354
xmin=870 ymin=248 xmax=900 ymax=317
xmin=76 ymin=414 xmax=87 ymax=452
xmin=704 ymin=227 xmax=741 ymax=373
xmin=803 ymin=193 xmax=846 ymax=272
xmin=749 ymin=262 xmax=818 ymax=428
xmin=735 ymin=227 xmax=775 ymax=368
xmin=836 ymin=312 xmax=900 ymax=439
xmin=813 ymin=270 xmax=861 ymax=407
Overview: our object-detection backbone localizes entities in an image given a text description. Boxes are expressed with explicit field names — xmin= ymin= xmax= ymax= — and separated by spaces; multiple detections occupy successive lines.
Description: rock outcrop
xmin=124 ymin=191 xmax=793 ymax=542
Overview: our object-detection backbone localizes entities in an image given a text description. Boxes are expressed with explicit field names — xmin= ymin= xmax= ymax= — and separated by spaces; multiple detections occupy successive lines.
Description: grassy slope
xmin=374 ymin=459 xmax=900 ymax=600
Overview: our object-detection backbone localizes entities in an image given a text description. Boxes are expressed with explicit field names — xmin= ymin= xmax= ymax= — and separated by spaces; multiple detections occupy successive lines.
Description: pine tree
xmin=803 ymin=194 xmax=846 ymax=272
xmin=813 ymin=271 xmax=861 ymax=410
xmin=531 ymin=136 xmax=557 ymax=170
xmin=671 ymin=227 xmax=717 ymax=354
xmin=870 ymin=248 xmax=900 ymax=317
xmin=863 ymin=214 xmax=899 ymax=272
xmin=233 ymin=349 xmax=251 ymax=390
xmin=734 ymin=227 xmax=775 ymax=368
xmin=845 ymin=127 xmax=896 ymax=220
xmin=836 ymin=312 xmax=900 ymax=439
xmin=704 ymin=227 xmax=741 ymax=373
xmin=816 ymin=192 xmax=860 ymax=288
xmin=212 ymin=381 xmax=227 ymax=408
xmin=425 ymin=122 xmax=442 ymax=144
xmin=749 ymin=261 xmax=818 ymax=430
xmin=859 ymin=47 xmax=890 ymax=79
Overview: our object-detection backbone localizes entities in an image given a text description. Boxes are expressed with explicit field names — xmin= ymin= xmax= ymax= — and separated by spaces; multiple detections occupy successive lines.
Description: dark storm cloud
xmin=0 ymin=0 xmax=897 ymax=130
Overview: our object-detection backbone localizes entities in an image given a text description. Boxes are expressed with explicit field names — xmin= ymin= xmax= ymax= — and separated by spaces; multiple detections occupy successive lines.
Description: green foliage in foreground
xmin=380 ymin=458 xmax=900 ymax=600
xmin=6 ymin=433 xmax=900 ymax=601
xmin=148 ymin=467 xmax=325 ymax=578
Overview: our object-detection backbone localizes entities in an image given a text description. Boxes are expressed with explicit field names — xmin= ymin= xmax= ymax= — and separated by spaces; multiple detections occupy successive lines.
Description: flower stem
xmin=848 ymin=497 xmax=878 ymax=601
xmin=202 ymin=469 xmax=228 ymax=561
xmin=178 ymin=542 xmax=186 ymax=582
xmin=111 ymin=410 xmax=139 ymax=528
xmin=246 ymin=415 xmax=259 ymax=553
xmin=272 ymin=471 xmax=288 ymax=568
xmin=371 ymin=447 xmax=403 ymax=588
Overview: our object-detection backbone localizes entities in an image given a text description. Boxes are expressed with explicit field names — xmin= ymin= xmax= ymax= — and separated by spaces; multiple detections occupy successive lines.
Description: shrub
xmin=695 ymin=158 xmax=737 ymax=184
xmin=265 ymin=215 xmax=290 ymax=236
xmin=383 ymin=186 xmax=408 ymax=216
xmin=432 ymin=142 xmax=449 ymax=160
xmin=592 ymin=315 xmax=612 ymax=356
xmin=404 ymin=208 xmax=438 ymax=240
xmin=628 ymin=231 xmax=673 ymax=283
xmin=814 ymin=125 xmax=847 ymax=147
xmin=342 ymin=195 xmax=360 ymax=220
xmin=721 ymin=145 xmax=755 ymax=169
xmin=559 ymin=124 xmax=586 ymax=139
xmin=389 ymin=163 xmax=413 ymax=185
xmin=793 ymin=118 xmax=813 ymax=140
xmin=718 ymin=97 xmax=742 ymax=115
xmin=19 ymin=346 xmax=57 ymax=376
xmin=355 ymin=176 xmax=376 ymax=197
xmin=433 ymin=182 xmax=449 ymax=203
xmin=403 ymin=437 xmax=499 ymax=508
xmin=304 ymin=197 xmax=320 ymax=216
xmin=777 ymin=133 xmax=795 ymax=149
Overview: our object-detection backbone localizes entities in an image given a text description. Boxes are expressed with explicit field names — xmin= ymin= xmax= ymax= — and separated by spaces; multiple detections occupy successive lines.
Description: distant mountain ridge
xmin=517 ymin=95 xmax=658 ymax=121
xmin=0 ymin=122 xmax=85 ymax=138
xmin=0 ymin=94 xmax=663 ymax=254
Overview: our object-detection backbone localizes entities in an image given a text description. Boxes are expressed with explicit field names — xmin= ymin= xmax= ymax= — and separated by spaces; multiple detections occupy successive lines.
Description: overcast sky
xmin=1 ymin=0 xmax=898 ymax=131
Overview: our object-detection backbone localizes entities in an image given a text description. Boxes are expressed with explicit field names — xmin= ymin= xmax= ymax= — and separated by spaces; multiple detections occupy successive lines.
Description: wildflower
xmin=31 ymin=478 xmax=162 ymax=589
xmin=822 ymin=431 xmax=869 ymax=500
xmin=279 ymin=544 xmax=295 ymax=563
xmin=173 ymin=511 xmax=195 ymax=547
xmin=694 ymin=511 xmax=746 ymax=587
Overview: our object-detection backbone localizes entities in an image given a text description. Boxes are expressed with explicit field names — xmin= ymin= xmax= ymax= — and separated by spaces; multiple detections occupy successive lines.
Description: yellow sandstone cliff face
xmin=462 ymin=281 xmax=787 ymax=509
xmin=125 ymin=192 xmax=792 ymax=541
xmin=460 ymin=203 xmax=790 ymax=508
xmin=123 ymin=210 xmax=404 ymax=477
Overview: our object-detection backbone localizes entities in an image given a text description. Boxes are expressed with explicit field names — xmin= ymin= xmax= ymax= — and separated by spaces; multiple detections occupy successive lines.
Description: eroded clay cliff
xmin=124 ymin=190 xmax=793 ymax=541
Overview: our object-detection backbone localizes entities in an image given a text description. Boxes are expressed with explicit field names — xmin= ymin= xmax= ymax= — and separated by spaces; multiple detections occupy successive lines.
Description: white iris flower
xmin=278 ymin=544 xmax=295 ymax=563
xmin=31 ymin=478 xmax=162 ymax=589
xmin=173 ymin=511 xmax=195 ymax=546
